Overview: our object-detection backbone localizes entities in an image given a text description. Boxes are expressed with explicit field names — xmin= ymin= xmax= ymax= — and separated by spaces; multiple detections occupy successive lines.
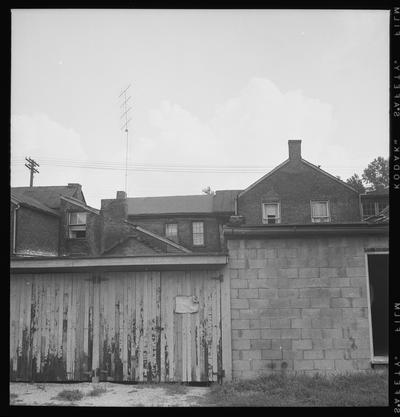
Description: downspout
xmin=234 ymin=196 xmax=238 ymax=216
xmin=13 ymin=204 xmax=19 ymax=255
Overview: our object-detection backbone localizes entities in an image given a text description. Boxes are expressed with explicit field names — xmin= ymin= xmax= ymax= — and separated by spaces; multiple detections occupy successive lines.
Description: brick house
xmin=223 ymin=140 xmax=389 ymax=378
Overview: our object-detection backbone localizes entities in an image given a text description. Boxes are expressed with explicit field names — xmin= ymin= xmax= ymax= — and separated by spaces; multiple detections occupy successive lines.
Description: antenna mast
xmin=119 ymin=84 xmax=132 ymax=194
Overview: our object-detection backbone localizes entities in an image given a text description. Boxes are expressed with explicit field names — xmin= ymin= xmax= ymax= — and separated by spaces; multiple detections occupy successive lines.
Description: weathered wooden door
xmin=10 ymin=270 xmax=223 ymax=383
xmin=160 ymin=270 xmax=223 ymax=382
xmin=10 ymin=273 xmax=95 ymax=382
xmin=96 ymin=270 xmax=223 ymax=383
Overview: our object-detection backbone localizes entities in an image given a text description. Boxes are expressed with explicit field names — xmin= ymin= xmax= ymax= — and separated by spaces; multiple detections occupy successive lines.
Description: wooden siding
xmin=10 ymin=270 xmax=223 ymax=382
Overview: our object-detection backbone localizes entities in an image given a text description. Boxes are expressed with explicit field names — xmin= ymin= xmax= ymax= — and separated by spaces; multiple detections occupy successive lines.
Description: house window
xmin=192 ymin=221 xmax=204 ymax=246
xmin=366 ymin=253 xmax=388 ymax=362
xmin=68 ymin=212 xmax=87 ymax=238
xmin=362 ymin=200 xmax=388 ymax=219
xmin=165 ymin=223 xmax=178 ymax=242
xmin=262 ymin=203 xmax=280 ymax=224
xmin=362 ymin=201 xmax=377 ymax=218
xmin=311 ymin=201 xmax=330 ymax=223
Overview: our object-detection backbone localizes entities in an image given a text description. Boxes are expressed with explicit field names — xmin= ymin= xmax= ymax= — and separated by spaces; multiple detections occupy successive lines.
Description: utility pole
xmin=24 ymin=157 xmax=39 ymax=187
xmin=119 ymin=84 xmax=132 ymax=194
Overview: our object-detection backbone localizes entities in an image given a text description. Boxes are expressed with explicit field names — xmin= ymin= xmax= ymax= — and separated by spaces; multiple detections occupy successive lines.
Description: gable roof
xmin=11 ymin=185 xmax=84 ymax=210
xmin=300 ymin=159 xmax=359 ymax=193
xmin=213 ymin=190 xmax=241 ymax=213
xmin=127 ymin=194 xmax=215 ymax=215
xmin=238 ymin=158 xmax=358 ymax=197
xmin=238 ymin=159 xmax=291 ymax=197
xmin=11 ymin=191 xmax=60 ymax=216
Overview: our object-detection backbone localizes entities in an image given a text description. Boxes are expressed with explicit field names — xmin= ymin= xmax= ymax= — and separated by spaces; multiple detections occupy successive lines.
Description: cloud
xmin=11 ymin=113 xmax=86 ymax=159
xmin=10 ymin=113 xmax=88 ymax=186
xmin=139 ymin=77 xmax=334 ymax=168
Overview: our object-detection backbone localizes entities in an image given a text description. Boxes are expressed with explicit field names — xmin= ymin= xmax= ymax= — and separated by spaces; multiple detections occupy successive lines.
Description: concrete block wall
xmin=227 ymin=235 xmax=388 ymax=379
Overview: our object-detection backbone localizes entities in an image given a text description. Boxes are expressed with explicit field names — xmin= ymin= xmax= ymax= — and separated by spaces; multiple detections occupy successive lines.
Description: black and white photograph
xmin=9 ymin=8 xmax=390 ymax=407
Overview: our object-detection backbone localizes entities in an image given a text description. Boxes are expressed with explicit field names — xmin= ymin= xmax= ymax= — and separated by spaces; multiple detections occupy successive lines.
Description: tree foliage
xmin=346 ymin=174 xmax=366 ymax=193
xmin=346 ymin=156 xmax=388 ymax=193
xmin=361 ymin=157 xmax=389 ymax=191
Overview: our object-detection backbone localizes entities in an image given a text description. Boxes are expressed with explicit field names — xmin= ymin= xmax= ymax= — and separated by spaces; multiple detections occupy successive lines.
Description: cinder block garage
xmin=224 ymin=223 xmax=388 ymax=379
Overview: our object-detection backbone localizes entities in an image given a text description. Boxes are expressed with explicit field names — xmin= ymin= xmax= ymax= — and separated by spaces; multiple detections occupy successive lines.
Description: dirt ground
xmin=9 ymin=382 xmax=211 ymax=407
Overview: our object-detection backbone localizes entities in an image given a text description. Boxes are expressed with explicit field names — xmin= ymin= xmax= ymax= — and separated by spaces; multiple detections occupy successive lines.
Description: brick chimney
xmin=68 ymin=183 xmax=81 ymax=189
xmin=100 ymin=191 xmax=129 ymax=253
xmin=288 ymin=140 xmax=302 ymax=160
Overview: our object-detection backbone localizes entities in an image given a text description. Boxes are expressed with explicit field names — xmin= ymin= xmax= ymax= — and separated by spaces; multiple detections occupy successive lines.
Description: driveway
xmin=9 ymin=382 xmax=212 ymax=407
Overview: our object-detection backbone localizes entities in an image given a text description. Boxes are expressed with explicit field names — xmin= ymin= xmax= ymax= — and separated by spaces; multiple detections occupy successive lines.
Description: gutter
xmin=223 ymin=223 xmax=388 ymax=238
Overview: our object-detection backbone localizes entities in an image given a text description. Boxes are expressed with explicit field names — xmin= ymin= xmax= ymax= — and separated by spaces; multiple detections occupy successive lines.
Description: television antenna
xmin=119 ymin=84 xmax=132 ymax=194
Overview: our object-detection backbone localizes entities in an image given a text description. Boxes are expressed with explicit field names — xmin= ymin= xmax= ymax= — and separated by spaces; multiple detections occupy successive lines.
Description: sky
xmin=11 ymin=9 xmax=390 ymax=208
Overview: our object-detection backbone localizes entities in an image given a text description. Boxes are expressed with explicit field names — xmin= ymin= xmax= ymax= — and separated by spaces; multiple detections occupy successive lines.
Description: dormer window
xmin=262 ymin=202 xmax=280 ymax=224
xmin=68 ymin=212 xmax=87 ymax=238
xmin=311 ymin=201 xmax=330 ymax=223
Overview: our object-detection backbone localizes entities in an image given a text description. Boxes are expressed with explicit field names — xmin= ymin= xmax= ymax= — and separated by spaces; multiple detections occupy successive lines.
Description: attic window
xmin=262 ymin=203 xmax=280 ymax=224
xmin=311 ymin=201 xmax=330 ymax=223
xmin=68 ymin=212 xmax=87 ymax=239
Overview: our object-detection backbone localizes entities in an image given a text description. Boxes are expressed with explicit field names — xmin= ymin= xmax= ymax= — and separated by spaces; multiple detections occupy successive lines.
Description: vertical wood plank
xmin=9 ymin=276 xmax=17 ymax=377
xmin=220 ymin=265 xmax=232 ymax=381
xmin=136 ymin=273 xmax=143 ymax=382
xmin=122 ymin=273 xmax=128 ymax=380
xmin=211 ymin=272 xmax=218 ymax=382
xmin=16 ymin=276 xmax=24 ymax=378
xmin=185 ymin=272 xmax=192 ymax=382
xmin=128 ymin=272 xmax=135 ymax=381
xmin=83 ymin=276 xmax=89 ymax=377
xmin=174 ymin=272 xmax=183 ymax=381
xmin=92 ymin=275 xmax=100 ymax=379
xmin=159 ymin=272 xmax=166 ymax=382
xmin=32 ymin=275 xmax=41 ymax=379
xmin=20 ymin=276 xmax=28 ymax=380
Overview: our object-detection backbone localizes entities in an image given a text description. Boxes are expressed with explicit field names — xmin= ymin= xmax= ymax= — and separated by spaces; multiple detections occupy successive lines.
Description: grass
xmin=161 ymin=383 xmax=188 ymax=396
xmin=86 ymin=386 xmax=108 ymax=397
xmin=54 ymin=389 xmax=84 ymax=402
xmin=202 ymin=370 xmax=388 ymax=407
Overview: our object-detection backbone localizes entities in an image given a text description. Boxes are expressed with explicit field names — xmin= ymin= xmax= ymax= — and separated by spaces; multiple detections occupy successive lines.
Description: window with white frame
xmin=310 ymin=201 xmax=330 ymax=223
xmin=192 ymin=221 xmax=204 ymax=246
xmin=262 ymin=202 xmax=280 ymax=224
xmin=165 ymin=223 xmax=178 ymax=242
xmin=68 ymin=212 xmax=87 ymax=238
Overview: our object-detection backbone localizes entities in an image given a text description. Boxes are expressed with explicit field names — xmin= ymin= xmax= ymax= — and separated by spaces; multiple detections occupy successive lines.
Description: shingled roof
xmin=11 ymin=184 xmax=85 ymax=210
xmin=11 ymin=191 xmax=59 ymax=216
xmin=127 ymin=190 xmax=240 ymax=216
xmin=127 ymin=194 xmax=215 ymax=215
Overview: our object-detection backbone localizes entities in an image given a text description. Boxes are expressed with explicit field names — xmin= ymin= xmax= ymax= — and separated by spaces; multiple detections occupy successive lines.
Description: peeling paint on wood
xmin=10 ymin=270 xmax=223 ymax=382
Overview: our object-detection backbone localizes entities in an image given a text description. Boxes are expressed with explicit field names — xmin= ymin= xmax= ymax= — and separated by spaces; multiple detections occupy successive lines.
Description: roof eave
xmin=223 ymin=223 xmax=389 ymax=238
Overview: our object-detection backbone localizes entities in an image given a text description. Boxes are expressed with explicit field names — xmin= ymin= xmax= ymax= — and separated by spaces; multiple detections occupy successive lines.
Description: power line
xmin=10 ymin=157 xmax=366 ymax=173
